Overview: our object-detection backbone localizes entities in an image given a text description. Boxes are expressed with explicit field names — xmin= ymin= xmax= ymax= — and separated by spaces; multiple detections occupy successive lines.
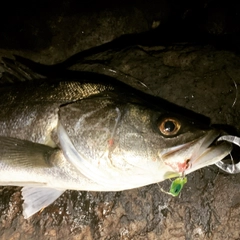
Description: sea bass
xmin=0 ymin=65 xmax=232 ymax=218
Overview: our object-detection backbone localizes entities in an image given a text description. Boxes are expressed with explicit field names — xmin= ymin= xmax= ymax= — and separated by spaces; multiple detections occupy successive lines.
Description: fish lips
xmin=159 ymin=130 xmax=232 ymax=175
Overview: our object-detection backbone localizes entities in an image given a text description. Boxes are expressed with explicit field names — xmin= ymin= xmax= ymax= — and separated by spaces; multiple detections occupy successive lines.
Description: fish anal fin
xmin=21 ymin=187 xmax=65 ymax=219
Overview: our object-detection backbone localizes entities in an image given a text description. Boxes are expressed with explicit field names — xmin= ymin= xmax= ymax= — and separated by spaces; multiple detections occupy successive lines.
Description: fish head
xmin=58 ymin=95 xmax=232 ymax=189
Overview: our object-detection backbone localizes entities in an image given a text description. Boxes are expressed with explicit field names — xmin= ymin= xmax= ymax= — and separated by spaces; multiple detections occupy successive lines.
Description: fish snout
xmin=159 ymin=129 xmax=232 ymax=175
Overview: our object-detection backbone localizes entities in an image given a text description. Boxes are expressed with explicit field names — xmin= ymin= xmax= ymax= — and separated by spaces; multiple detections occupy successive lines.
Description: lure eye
xmin=159 ymin=118 xmax=181 ymax=136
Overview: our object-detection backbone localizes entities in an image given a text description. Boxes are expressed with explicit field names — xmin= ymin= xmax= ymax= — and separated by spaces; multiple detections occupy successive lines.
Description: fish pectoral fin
xmin=22 ymin=187 xmax=65 ymax=219
xmin=0 ymin=136 xmax=56 ymax=168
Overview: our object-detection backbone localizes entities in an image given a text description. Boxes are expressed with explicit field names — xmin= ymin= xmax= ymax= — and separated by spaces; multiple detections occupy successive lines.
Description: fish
xmin=0 ymin=57 xmax=232 ymax=219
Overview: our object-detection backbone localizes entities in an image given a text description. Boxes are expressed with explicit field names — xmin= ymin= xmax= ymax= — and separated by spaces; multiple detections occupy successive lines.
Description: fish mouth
xmin=160 ymin=130 xmax=233 ymax=175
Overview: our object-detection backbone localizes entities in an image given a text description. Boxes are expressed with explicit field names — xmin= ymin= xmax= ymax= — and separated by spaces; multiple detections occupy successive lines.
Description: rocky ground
xmin=0 ymin=0 xmax=240 ymax=239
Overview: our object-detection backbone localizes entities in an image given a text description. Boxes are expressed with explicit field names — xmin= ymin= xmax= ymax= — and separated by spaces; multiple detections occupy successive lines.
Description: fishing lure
xmin=215 ymin=135 xmax=240 ymax=174
xmin=161 ymin=135 xmax=240 ymax=196
xmin=160 ymin=177 xmax=187 ymax=197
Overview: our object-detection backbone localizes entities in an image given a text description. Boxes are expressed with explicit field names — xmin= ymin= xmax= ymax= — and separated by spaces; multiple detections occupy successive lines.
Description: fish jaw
xmin=159 ymin=130 xmax=232 ymax=175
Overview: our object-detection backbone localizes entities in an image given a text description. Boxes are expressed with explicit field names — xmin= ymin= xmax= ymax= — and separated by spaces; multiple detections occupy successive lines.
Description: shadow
xmin=1 ymin=0 xmax=240 ymax=52
xmin=211 ymin=124 xmax=240 ymax=136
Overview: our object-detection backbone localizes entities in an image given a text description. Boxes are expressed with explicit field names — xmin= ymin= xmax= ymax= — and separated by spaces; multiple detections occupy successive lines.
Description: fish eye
xmin=158 ymin=118 xmax=181 ymax=136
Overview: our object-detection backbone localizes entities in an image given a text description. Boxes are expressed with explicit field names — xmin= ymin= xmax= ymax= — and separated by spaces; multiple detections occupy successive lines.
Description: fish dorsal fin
xmin=22 ymin=187 xmax=65 ymax=219
xmin=0 ymin=56 xmax=45 ymax=85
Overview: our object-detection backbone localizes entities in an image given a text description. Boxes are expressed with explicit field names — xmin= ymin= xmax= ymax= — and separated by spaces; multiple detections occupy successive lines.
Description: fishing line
xmin=231 ymin=79 xmax=238 ymax=108
xmin=79 ymin=59 xmax=154 ymax=94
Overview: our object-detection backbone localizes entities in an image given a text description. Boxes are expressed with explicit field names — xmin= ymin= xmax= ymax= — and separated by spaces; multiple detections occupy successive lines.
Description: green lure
xmin=169 ymin=177 xmax=187 ymax=196
xmin=160 ymin=177 xmax=187 ymax=197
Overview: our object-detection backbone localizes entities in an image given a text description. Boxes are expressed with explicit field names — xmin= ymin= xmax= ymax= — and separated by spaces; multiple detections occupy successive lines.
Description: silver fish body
xmin=0 ymin=78 xmax=232 ymax=218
